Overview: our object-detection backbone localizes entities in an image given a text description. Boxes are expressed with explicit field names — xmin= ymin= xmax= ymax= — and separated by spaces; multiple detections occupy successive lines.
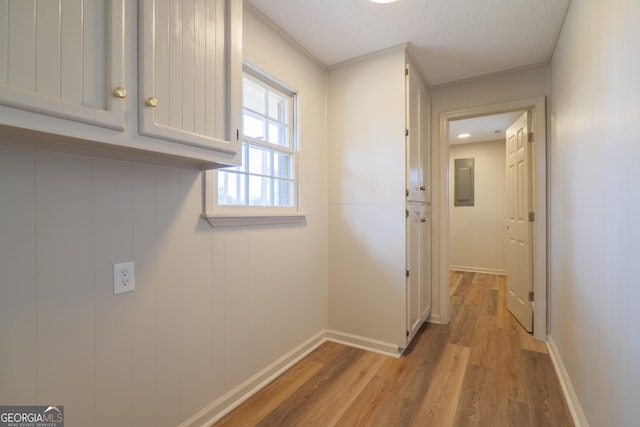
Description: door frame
xmin=438 ymin=96 xmax=547 ymax=341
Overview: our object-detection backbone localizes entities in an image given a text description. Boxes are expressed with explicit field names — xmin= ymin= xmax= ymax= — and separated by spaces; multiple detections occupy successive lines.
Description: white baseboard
xmin=427 ymin=312 xmax=443 ymax=325
xmin=546 ymin=337 xmax=589 ymax=427
xmin=449 ymin=265 xmax=507 ymax=275
xmin=325 ymin=329 xmax=401 ymax=358
xmin=181 ymin=331 xmax=326 ymax=427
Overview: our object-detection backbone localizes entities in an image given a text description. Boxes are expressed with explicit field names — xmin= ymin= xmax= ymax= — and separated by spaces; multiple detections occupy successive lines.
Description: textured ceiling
xmin=247 ymin=0 xmax=570 ymax=86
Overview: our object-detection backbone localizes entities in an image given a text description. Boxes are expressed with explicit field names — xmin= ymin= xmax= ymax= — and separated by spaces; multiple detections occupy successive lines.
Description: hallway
xmin=213 ymin=272 xmax=573 ymax=426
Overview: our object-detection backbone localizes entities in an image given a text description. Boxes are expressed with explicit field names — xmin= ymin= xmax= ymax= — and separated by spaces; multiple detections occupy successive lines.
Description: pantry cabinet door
xmin=406 ymin=64 xmax=423 ymax=202
xmin=139 ymin=0 xmax=241 ymax=155
xmin=407 ymin=204 xmax=425 ymax=343
xmin=0 ymin=0 xmax=125 ymax=130
xmin=421 ymin=208 xmax=432 ymax=321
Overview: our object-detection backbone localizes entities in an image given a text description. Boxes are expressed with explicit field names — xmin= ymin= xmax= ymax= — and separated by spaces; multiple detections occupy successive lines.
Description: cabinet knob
xmin=421 ymin=217 xmax=427 ymax=223
xmin=113 ymin=87 xmax=127 ymax=99
xmin=420 ymin=186 xmax=426 ymax=191
xmin=145 ymin=97 xmax=159 ymax=108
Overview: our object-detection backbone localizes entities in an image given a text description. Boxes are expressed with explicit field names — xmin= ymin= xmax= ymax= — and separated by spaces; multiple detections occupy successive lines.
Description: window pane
xmin=247 ymin=144 xmax=271 ymax=175
xmin=243 ymin=113 xmax=265 ymax=140
xmin=243 ymin=77 xmax=265 ymax=114
xmin=268 ymin=92 xmax=288 ymax=122
xmin=248 ymin=175 xmax=271 ymax=206
xmin=274 ymin=179 xmax=294 ymax=207
xmin=218 ymin=171 xmax=246 ymax=205
xmin=268 ymin=122 xmax=288 ymax=147
xmin=274 ymin=152 xmax=293 ymax=179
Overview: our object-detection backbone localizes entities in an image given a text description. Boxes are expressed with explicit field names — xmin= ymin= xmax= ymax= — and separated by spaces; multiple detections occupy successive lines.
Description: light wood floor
xmin=213 ymin=272 xmax=573 ymax=426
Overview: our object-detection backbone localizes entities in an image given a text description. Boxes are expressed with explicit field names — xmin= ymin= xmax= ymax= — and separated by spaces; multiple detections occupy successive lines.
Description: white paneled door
xmin=506 ymin=112 xmax=533 ymax=332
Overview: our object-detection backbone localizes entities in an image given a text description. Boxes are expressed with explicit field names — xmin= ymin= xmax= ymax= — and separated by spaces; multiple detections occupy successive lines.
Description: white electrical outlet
xmin=114 ymin=261 xmax=135 ymax=295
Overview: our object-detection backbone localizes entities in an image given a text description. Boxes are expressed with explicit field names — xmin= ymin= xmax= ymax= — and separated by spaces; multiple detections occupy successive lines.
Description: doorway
xmin=438 ymin=97 xmax=547 ymax=341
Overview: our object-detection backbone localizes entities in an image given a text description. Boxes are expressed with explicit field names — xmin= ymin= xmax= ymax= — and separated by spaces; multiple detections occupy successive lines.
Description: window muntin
xmin=217 ymin=66 xmax=297 ymax=209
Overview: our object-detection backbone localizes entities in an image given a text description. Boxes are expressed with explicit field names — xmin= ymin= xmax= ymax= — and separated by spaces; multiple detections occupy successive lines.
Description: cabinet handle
xmin=113 ymin=87 xmax=127 ymax=99
xmin=421 ymin=217 xmax=427 ymax=223
xmin=145 ymin=97 xmax=159 ymax=108
xmin=420 ymin=186 xmax=426 ymax=191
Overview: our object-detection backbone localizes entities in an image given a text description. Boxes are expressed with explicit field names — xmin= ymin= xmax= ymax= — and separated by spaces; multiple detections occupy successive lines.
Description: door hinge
xmin=528 ymin=132 xmax=534 ymax=143
xmin=405 ymin=128 xmax=409 ymax=136
xmin=406 ymin=209 xmax=409 ymax=218
xmin=236 ymin=128 xmax=240 ymax=141
xmin=528 ymin=291 xmax=535 ymax=302
xmin=406 ymin=189 xmax=409 ymax=197
xmin=406 ymin=330 xmax=410 ymax=337
xmin=405 ymin=67 xmax=409 ymax=76
xmin=528 ymin=212 xmax=535 ymax=222
xmin=406 ymin=270 xmax=410 ymax=278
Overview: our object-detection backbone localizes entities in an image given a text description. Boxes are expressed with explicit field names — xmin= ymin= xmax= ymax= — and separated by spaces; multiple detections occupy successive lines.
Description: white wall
xmin=449 ymin=140 xmax=507 ymax=274
xmin=0 ymin=6 xmax=327 ymax=426
xmin=326 ymin=48 xmax=408 ymax=349
xmin=549 ymin=0 xmax=640 ymax=425
xmin=430 ymin=67 xmax=548 ymax=322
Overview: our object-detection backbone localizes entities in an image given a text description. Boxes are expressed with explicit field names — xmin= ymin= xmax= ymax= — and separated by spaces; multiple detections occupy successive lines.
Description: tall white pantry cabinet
xmin=328 ymin=47 xmax=432 ymax=353
xmin=0 ymin=0 xmax=242 ymax=168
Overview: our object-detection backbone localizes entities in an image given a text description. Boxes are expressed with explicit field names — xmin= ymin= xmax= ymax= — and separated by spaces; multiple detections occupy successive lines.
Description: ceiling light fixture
xmin=369 ymin=0 xmax=399 ymax=3
xmin=457 ymin=133 xmax=471 ymax=139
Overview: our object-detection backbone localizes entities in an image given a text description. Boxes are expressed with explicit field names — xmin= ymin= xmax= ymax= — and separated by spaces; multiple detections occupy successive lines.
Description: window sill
xmin=201 ymin=212 xmax=307 ymax=228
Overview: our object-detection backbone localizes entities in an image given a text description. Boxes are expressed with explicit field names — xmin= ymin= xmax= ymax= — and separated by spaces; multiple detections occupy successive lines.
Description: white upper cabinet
xmin=0 ymin=0 xmax=242 ymax=168
xmin=139 ymin=0 xmax=241 ymax=154
xmin=405 ymin=61 xmax=431 ymax=203
xmin=0 ymin=0 xmax=125 ymax=130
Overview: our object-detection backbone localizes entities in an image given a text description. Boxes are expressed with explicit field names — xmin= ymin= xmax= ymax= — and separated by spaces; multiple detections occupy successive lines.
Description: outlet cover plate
xmin=114 ymin=261 xmax=135 ymax=295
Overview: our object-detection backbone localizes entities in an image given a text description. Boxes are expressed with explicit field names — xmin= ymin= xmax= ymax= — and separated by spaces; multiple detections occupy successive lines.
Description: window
xmin=204 ymin=64 xmax=302 ymax=226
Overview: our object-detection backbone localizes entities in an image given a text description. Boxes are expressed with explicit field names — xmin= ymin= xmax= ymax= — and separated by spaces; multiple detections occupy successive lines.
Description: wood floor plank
xmin=486 ymin=273 xmax=500 ymax=290
xmin=253 ymin=346 xmax=365 ymax=426
xmin=306 ymin=339 xmax=351 ymax=363
xmin=495 ymin=327 xmax=527 ymax=402
xmin=484 ymin=288 xmax=498 ymax=316
xmin=412 ymin=344 xmax=470 ymax=426
xmin=522 ymin=350 xmax=574 ymax=427
xmin=372 ymin=324 xmax=451 ymax=425
xmin=496 ymin=276 xmax=511 ymax=329
xmin=214 ymin=358 xmax=325 ymax=426
xmin=472 ymin=272 xmax=488 ymax=287
xmin=334 ymin=375 xmax=396 ymax=426
xmin=452 ymin=364 xmax=497 ymax=427
xmin=293 ymin=351 xmax=387 ymax=426
xmin=463 ymin=282 xmax=484 ymax=306
xmin=494 ymin=397 xmax=531 ymax=427
xmin=449 ymin=270 xmax=464 ymax=296
xmin=449 ymin=303 xmax=479 ymax=347
xmin=468 ymin=314 xmax=497 ymax=369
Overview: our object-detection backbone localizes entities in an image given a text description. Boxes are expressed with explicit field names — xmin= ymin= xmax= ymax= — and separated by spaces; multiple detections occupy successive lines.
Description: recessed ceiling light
xmin=369 ymin=0 xmax=399 ymax=3
xmin=457 ymin=133 xmax=471 ymax=139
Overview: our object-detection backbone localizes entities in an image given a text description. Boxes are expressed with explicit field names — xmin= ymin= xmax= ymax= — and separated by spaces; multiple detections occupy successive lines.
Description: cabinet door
xmin=407 ymin=204 xmax=425 ymax=343
xmin=0 ymin=0 xmax=125 ymax=130
xmin=406 ymin=64 xmax=423 ymax=202
xmin=419 ymin=88 xmax=431 ymax=203
xmin=139 ymin=0 xmax=241 ymax=155
xmin=421 ymin=209 xmax=432 ymax=321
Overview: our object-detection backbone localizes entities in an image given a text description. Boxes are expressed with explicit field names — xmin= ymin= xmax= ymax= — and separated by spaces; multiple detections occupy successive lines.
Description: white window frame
xmin=202 ymin=62 xmax=305 ymax=227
